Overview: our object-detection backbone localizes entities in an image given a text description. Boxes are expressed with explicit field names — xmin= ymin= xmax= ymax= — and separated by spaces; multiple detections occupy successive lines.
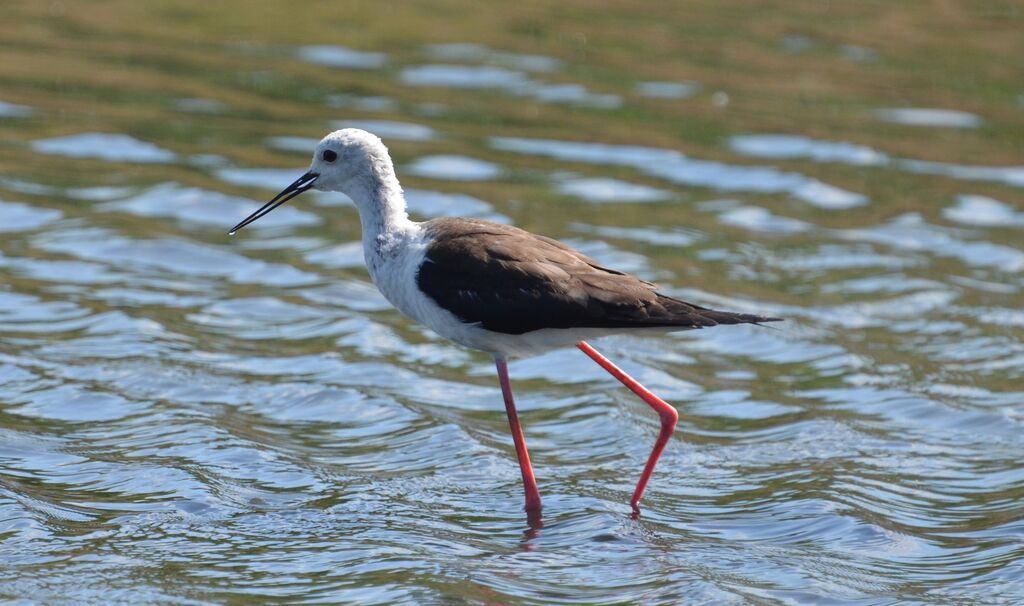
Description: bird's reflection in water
xmin=521 ymin=508 xmax=544 ymax=548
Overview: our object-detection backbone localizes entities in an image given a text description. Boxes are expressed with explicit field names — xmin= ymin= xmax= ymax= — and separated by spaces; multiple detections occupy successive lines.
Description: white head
xmin=310 ymin=129 xmax=397 ymax=194
xmin=229 ymin=128 xmax=404 ymax=234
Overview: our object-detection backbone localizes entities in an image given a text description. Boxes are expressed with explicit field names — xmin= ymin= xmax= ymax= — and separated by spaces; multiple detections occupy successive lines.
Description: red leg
xmin=495 ymin=357 xmax=542 ymax=512
xmin=576 ymin=341 xmax=678 ymax=513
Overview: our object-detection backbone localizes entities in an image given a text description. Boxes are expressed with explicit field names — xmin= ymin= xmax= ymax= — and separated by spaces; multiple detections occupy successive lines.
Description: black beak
xmin=228 ymin=171 xmax=319 ymax=235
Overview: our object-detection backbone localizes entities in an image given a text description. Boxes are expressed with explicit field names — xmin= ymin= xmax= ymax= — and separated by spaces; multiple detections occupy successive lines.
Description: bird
xmin=229 ymin=129 xmax=780 ymax=516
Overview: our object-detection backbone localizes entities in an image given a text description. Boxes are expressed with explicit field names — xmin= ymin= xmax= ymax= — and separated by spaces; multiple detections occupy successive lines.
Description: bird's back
xmin=416 ymin=217 xmax=779 ymax=335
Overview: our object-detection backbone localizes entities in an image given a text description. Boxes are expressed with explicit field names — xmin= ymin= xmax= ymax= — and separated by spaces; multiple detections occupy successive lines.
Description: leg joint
xmin=659 ymin=405 xmax=679 ymax=429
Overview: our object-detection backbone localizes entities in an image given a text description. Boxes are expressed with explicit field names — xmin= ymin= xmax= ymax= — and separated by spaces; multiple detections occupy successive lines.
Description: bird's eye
xmin=322 ymin=149 xmax=338 ymax=162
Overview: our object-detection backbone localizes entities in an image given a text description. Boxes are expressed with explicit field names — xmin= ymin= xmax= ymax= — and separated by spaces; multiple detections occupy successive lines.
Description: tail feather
xmin=658 ymin=295 xmax=782 ymax=328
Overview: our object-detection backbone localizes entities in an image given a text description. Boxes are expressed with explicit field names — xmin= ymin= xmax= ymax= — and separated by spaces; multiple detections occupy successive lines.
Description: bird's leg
xmin=576 ymin=341 xmax=678 ymax=514
xmin=495 ymin=356 xmax=542 ymax=513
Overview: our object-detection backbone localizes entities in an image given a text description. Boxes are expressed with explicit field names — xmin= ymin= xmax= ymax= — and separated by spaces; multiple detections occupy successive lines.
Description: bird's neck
xmin=344 ymin=169 xmax=418 ymax=259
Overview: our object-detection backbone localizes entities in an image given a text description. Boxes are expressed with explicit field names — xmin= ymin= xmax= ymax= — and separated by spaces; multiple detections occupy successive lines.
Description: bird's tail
xmin=659 ymin=295 xmax=783 ymax=328
xmin=691 ymin=304 xmax=782 ymax=326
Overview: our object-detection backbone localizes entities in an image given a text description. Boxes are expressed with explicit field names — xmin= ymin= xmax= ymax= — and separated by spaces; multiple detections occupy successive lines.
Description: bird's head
xmin=229 ymin=128 xmax=394 ymax=234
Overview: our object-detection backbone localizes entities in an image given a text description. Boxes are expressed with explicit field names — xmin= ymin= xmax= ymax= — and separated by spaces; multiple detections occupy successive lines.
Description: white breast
xmin=363 ymin=227 xmax=487 ymax=349
xmin=363 ymin=227 xmax=427 ymax=320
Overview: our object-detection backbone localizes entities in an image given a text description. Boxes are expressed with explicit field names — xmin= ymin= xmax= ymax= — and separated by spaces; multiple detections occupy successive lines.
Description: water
xmin=1 ymin=2 xmax=1023 ymax=603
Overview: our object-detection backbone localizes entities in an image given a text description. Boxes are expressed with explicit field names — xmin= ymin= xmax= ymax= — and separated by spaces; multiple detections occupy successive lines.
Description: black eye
xmin=322 ymin=149 xmax=337 ymax=162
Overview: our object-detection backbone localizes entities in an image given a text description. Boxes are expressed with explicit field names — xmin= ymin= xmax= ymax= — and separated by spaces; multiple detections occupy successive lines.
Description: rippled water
xmin=2 ymin=2 xmax=1023 ymax=603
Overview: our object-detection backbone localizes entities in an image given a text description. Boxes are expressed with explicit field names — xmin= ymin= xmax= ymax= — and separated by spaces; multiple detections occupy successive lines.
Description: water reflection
xmin=0 ymin=199 xmax=61 ymax=232
xmin=295 ymin=45 xmax=389 ymax=69
xmin=406 ymin=154 xmax=502 ymax=181
xmin=33 ymin=228 xmax=321 ymax=286
xmin=31 ymin=133 xmax=178 ymax=163
xmin=330 ymin=119 xmax=437 ymax=141
xmin=400 ymin=64 xmax=621 ymax=108
xmin=555 ymin=176 xmax=673 ymax=203
xmin=1 ymin=3 xmax=1023 ymax=603
xmin=874 ymin=107 xmax=983 ymax=128
xmin=404 ymin=189 xmax=509 ymax=222
xmin=400 ymin=64 xmax=530 ymax=88
xmin=730 ymin=134 xmax=888 ymax=165
xmin=634 ymin=81 xmax=700 ymax=99
xmin=491 ymin=136 xmax=867 ymax=208
xmin=426 ymin=43 xmax=561 ymax=72
xmin=570 ymin=223 xmax=701 ymax=248
xmin=0 ymin=99 xmax=34 ymax=118
xmin=943 ymin=195 xmax=1024 ymax=227
xmin=731 ymin=132 xmax=1024 ymax=187
xmin=216 ymin=167 xmax=309 ymax=190
xmin=839 ymin=213 xmax=1024 ymax=272
xmin=100 ymin=182 xmax=322 ymax=229
xmin=716 ymin=204 xmax=812 ymax=234
xmin=173 ymin=97 xmax=227 ymax=114
xmin=896 ymin=158 xmax=1024 ymax=188
xmin=325 ymin=94 xmax=398 ymax=112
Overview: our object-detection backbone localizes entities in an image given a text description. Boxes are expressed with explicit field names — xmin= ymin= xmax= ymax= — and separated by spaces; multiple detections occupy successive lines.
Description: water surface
xmin=1 ymin=2 xmax=1023 ymax=604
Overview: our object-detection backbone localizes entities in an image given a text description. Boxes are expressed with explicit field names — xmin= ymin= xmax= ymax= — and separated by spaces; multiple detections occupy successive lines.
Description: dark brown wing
xmin=416 ymin=218 xmax=780 ymax=335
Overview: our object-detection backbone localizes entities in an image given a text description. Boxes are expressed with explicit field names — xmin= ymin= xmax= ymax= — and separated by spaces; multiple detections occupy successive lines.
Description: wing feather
xmin=417 ymin=218 xmax=779 ymax=335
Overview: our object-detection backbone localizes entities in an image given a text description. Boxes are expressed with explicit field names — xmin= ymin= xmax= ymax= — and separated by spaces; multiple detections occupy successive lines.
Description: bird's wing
xmin=417 ymin=218 xmax=776 ymax=335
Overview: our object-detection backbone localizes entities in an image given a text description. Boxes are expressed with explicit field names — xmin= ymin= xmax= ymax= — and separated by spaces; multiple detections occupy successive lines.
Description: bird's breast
xmin=363 ymin=234 xmax=432 ymax=322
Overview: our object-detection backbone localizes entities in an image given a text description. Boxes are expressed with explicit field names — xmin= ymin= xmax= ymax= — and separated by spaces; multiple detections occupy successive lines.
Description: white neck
xmin=340 ymin=166 xmax=419 ymax=262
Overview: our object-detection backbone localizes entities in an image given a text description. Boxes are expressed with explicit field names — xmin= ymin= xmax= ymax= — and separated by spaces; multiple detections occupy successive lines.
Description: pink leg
xmin=495 ymin=357 xmax=542 ymax=512
xmin=576 ymin=341 xmax=678 ymax=513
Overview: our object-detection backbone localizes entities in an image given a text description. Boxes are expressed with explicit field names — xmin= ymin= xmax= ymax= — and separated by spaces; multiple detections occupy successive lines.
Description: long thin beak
xmin=228 ymin=171 xmax=319 ymax=235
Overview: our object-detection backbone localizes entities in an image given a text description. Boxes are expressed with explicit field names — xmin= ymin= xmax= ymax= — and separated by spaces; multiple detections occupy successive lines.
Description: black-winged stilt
xmin=229 ymin=129 xmax=780 ymax=515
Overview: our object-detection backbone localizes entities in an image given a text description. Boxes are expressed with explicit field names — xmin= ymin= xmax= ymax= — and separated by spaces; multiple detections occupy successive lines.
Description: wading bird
xmin=230 ymin=129 xmax=779 ymax=515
